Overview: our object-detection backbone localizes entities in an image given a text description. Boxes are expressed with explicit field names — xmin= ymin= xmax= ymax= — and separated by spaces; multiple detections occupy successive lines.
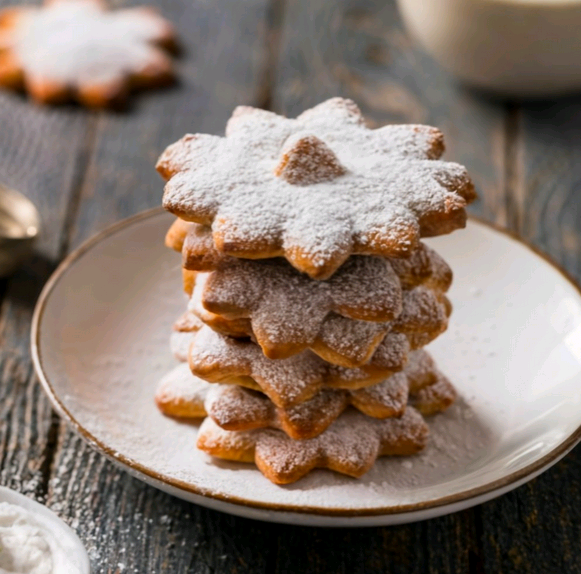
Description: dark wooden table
xmin=2 ymin=0 xmax=581 ymax=572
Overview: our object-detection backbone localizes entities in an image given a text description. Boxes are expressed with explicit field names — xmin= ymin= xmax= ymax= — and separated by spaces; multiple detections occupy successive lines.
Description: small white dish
xmin=0 ymin=486 xmax=90 ymax=573
xmin=31 ymin=209 xmax=581 ymax=526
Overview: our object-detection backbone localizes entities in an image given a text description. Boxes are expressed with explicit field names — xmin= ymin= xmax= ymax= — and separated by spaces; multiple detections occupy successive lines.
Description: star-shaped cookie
xmin=196 ymin=407 xmax=429 ymax=484
xmin=194 ymin=243 xmax=450 ymax=362
xmin=206 ymin=360 xmax=455 ymax=439
xmin=205 ymin=382 xmax=408 ymax=440
xmin=155 ymin=363 xmax=209 ymax=419
xmin=405 ymin=348 xmax=457 ymax=415
xmin=188 ymin=325 xmax=411 ymax=407
xmin=155 ymin=365 xmax=410 ymax=439
xmin=157 ymin=98 xmax=475 ymax=279
xmin=0 ymin=0 xmax=176 ymax=107
xmin=189 ymin=272 xmax=450 ymax=366
xmin=168 ymin=219 xmax=454 ymax=294
xmin=157 ymin=349 xmax=455 ymax=440
xmin=200 ymin=255 xmax=403 ymax=359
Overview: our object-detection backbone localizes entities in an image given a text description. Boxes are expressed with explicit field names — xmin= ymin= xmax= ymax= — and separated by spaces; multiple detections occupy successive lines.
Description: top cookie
xmin=157 ymin=98 xmax=476 ymax=279
xmin=0 ymin=0 xmax=176 ymax=107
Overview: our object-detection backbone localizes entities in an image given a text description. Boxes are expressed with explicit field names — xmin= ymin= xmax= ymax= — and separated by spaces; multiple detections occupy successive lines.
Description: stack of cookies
xmin=154 ymin=98 xmax=476 ymax=484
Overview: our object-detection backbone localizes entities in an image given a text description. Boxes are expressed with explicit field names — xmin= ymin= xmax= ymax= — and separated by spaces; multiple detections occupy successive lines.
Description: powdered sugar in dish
xmin=0 ymin=501 xmax=83 ymax=574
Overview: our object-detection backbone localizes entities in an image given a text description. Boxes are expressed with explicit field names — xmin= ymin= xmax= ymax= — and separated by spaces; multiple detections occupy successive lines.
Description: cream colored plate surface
xmin=31 ymin=210 xmax=581 ymax=526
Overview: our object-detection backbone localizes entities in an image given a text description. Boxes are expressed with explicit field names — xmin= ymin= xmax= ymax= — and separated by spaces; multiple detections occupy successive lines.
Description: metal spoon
xmin=0 ymin=184 xmax=40 ymax=276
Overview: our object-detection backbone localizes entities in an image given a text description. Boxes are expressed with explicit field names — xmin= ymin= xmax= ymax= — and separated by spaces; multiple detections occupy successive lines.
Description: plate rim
xmin=30 ymin=207 xmax=581 ymax=518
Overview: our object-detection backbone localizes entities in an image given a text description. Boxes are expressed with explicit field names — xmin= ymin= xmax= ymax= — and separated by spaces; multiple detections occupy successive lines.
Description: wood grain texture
xmin=0 ymin=5 xmax=97 ymax=506
xmin=0 ymin=79 xmax=95 ymax=504
xmin=274 ymin=511 xmax=481 ymax=574
xmin=48 ymin=432 xmax=277 ymax=573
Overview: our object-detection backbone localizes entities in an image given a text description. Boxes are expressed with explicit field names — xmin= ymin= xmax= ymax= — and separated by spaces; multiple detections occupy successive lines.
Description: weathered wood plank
xmin=507 ymin=102 xmax=581 ymax=274
xmin=0 ymin=87 xmax=94 ymax=499
xmin=49 ymin=432 xmax=277 ymax=574
xmin=0 ymin=14 xmax=97 ymax=503
xmin=480 ymin=465 xmax=581 ymax=574
xmin=478 ymin=100 xmax=581 ymax=574
xmin=273 ymin=510 xmax=482 ymax=574
xmin=45 ymin=1 xmax=279 ymax=572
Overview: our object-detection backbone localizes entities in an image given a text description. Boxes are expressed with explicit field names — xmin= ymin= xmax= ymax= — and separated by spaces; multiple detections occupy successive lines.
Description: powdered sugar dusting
xmin=173 ymin=310 xmax=202 ymax=333
xmin=404 ymin=349 xmax=437 ymax=392
xmin=202 ymin=255 xmax=402 ymax=347
xmin=315 ymin=313 xmax=389 ymax=365
xmin=394 ymin=287 xmax=450 ymax=345
xmin=184 ymin=229 xmax=451 ymax=365
xmin=411 ymin=376 xmax=457 ymax=415
xmin=161 ymin=345 xmax=454 ymax=439
xmin=206 ymin=385 xmax=273 ymax=429
xmin=189 ymin=326 xmax=328 ymax=407
xmin=159 ymin=98 xmax=475 ymax=277
xmin=365 ymin=333 xmax=410 ymax=371
xmin=169 ymin=331 xmax=193 ymax=362
xmin=390 ymin=242 xmax=452 ymax=291
xmin=351 ymin=372 xmax=409 ymax=416
xmin=155 ymin=363 xmax=209 ymax=412
xmin=11 ymin=0 xmax=173 ymax=84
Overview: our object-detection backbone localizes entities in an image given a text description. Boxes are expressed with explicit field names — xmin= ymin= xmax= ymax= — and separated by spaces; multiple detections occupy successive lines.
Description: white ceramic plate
xmin=31 ymin=209 xmax=581 ymax=527
xmin=0 ymin=486 xmax=90 ymax=573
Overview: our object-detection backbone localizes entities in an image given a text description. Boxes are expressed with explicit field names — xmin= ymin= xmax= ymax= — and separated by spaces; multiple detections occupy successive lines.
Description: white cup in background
xmin=397 ymin=0 xmax=581 ymax=97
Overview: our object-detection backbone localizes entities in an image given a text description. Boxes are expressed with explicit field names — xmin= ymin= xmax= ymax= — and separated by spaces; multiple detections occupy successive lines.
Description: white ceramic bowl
xmin=397 ymin=0 xmax=581 ymax=97
xmin=0 ymin=487 xmax=89 ymax=573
